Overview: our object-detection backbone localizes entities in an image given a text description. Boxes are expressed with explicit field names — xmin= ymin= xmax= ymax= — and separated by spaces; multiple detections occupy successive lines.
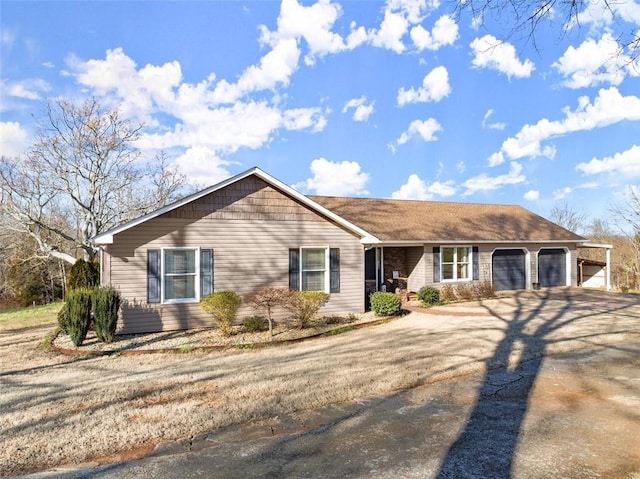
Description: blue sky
xmin=1 ymin=0 xmax=639 ymax=228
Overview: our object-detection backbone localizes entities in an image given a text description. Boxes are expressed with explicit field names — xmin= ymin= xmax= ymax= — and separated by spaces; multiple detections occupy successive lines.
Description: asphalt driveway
xmin=6 ymin=289 xmax=640 ymax=478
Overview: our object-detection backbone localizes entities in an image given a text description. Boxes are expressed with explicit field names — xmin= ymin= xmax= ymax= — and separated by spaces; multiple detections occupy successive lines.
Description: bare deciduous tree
xmin=549 ymin=201 xmax=587 ymax=234
xmin=456 ymin=0 xmax=639 ymax=60
xmin=0 ymin=97 xmax=188 ymax=265
xmin=610 ymin=185 xmax=640 ymax=289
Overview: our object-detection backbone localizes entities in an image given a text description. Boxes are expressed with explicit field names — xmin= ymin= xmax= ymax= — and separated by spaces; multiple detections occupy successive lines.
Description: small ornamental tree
xmin=247 ymin=287 xmax=291 ymax=336
xmin=65 ymin=287 xmax=93 ymax=346
xmin=201 ymin=291 xmax=242 ymax=337
xmin=284 ymin=291 xmax=329 ymax=329
xmin=369 ymin=292 xmax=402 ymax=316
xmin=93 ymin=287 xmax=121 ymax=343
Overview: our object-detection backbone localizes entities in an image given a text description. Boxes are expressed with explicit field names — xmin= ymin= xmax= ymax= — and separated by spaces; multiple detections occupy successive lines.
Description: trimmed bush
xmin=67 ymin=259 xmax=100 ymax=290
xmin=57 ymin=306 xmax=70 ymax=333
xmin=201 ymin=291 xmax=242 ymax=336
xmin=417 ymin=286 xmax=440 ymax=306
xmin=284 ymin=291 xmax=329 ymax=329
xmin=247 ymin=287 xmax=291 ymax=336
xmin=242 ymin=316 xmax=268 ymax=333
xmin=370 ymin=292 xmax=402 ymax=316
xmin=65 ymin=287 xmax=93 ymax=347
xmin=93 ymin=287 xmax=121 ymax=343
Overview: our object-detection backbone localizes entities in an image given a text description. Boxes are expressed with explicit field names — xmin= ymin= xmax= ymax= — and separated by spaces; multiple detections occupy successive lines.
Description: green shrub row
xmin=201 ymin=288 xmax=330 ymax=336
xmin=60 ymin=286 xmax=121 ymax=347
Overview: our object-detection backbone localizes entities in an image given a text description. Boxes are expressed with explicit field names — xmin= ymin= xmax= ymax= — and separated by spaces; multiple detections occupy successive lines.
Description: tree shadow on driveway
xmin=435 ymin=288 xmax=640 ymax=478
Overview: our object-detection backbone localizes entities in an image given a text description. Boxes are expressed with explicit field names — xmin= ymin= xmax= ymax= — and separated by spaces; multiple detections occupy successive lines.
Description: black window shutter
xmin=289 ymin=249 xmax=300 ymax=291
xmin=433 ymin=247 xmax=441 ymax=283
xmin=330 ymin=248 xmax=340 ymax=293
xmin=147 ymin=249 xmax=161 ymax=303
xmin=200 ymin=249 xmax=214 ymax=297
xmin=472 ymin=247 xmax=479 ymax=281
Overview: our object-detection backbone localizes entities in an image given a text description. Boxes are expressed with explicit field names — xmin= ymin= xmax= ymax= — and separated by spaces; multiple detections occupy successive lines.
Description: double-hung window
xmin=163 ymin=248 xmax=199 ymax=302
xmin=147 ymin=247 xmax=213 ymax=304
xmin=301 ymin=247 xmax=329 ymax=291
xmin=289 ymin=247 xmax=340 ymax=293
xmin=442 ymin=246 xmax=471 ymax=281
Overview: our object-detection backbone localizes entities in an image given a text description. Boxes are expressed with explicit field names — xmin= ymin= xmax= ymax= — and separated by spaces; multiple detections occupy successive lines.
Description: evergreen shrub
xmin=369 ymin=292 xmax=402 ymax=316
xmin=65 ymin=287 xmax=93 ymax=346
xmin=93 ymin=287 xmax=121 ymax=343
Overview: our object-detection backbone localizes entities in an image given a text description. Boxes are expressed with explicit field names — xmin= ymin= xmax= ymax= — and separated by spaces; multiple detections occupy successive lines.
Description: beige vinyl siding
xmin=407 ymin=246 xmax=426 ymax=292
xmin=106 ymin=177 xmax=363 ymax=333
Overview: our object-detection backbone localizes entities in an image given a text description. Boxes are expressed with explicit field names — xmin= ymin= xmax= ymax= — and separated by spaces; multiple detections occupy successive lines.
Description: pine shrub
xmin=369 ymin=292 xmax=402 ymax=316
xmin=93 ymin=287 xmax=121 ymax=343
xmin=57 ymin=306 xmax=70 ymax=333
xmin=201 ymin=291 xmax=242 ymax=337
xmin=67 ymin=259 xmax=100 ymax=290
xmin=417 ymin=286 xmax=440 ymax=306
xmin=284 ymin=291 xmax=329 ymax=329
xmin=65 ymin=288 xmax=93 ymax=347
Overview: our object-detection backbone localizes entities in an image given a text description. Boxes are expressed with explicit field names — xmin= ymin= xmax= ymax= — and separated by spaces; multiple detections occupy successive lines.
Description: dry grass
xmin=1 ymin=289 xmax=639 ymax=476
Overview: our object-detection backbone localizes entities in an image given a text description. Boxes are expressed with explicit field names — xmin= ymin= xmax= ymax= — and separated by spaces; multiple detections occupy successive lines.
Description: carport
xmin=578 ymin=242 xmax=612 ymax=291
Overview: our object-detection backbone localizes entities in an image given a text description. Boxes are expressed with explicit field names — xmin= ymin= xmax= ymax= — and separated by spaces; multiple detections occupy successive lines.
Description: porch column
xmin=606 ymin=247 xmax=611 ymax=291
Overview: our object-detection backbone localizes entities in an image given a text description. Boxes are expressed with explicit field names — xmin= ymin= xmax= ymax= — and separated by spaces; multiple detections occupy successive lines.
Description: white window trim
xmin=161 ymin=247 xmax=201 ymax=304
xmin=299 ymin=246 xmax=330 ymax=293
xmin=441 ymin=245 xmax=472 ymax=282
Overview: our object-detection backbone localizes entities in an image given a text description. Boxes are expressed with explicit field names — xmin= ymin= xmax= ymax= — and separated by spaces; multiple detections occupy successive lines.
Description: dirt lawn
xmin=1 ymin=288 xmax=639 ymax=476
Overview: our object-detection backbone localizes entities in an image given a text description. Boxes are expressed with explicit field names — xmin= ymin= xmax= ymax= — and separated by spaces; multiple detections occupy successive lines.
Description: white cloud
xmin=212 ymin=38 xmax=300 ymax=103
xmin=395 ymin=118 xmax=442 ymax=146
xmin=296 ymin=158 xmax=370 ymax=195
xmin=172 ymin=146 xmax=233 ymax=187
xmin=524 ymin=190 xmax=540 ymax=201
xmin=410 ymin=14 xmax=459 ymax=51
xmin=462 ymin=162 xmax=526 ymax=195
xmin=259 ymin=0 xmax=365 ymax=66
xmin=553 ymin=187 xmax=573 ymax=200
xmin=397 ymin=66 xmax=451 ymax=106
xmin=553 ymin=33 xmax=638 ymax=88
xmin=370 ymin=6 xmax=410 ymax=53
xmin=392 ymin=173 xmax=457 ymax=199
xmin=495 ymin=87 xmax=640 ymax=161
xmin=576 ymin=144 xmax=640 ymax=177
xmin=72 ymin=48 xmax=327 ymax=178
xmin=482 ymin=109 xmax=506 ymax=130
xmin=470 ymin=34 xmax=535 ymax=78
xmin=2 ymin=78 xmax=51 ymax=101
xmin=572 ymin=0 xmax=640 ymax=32
xmin=0 ymin=121 xmax=29 ymax=157
xmin=342 ymin=97 xmax=375 ymax=122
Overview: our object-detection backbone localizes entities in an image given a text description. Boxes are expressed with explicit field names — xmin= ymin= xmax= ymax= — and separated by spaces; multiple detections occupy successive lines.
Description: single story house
xmin=93 ymin=167 xmax=606 ymax=333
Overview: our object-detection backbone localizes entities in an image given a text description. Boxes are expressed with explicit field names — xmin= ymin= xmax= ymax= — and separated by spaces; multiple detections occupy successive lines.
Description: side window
xmin=289 ymin=247 xmax=340 ymax=293
xmin=146 ymin=248 xmax=214 ymax=304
